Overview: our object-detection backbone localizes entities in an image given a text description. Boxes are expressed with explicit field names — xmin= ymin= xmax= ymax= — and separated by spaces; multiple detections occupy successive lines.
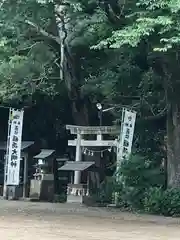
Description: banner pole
xmin=3 ymin=108 xmax=12 ymax=198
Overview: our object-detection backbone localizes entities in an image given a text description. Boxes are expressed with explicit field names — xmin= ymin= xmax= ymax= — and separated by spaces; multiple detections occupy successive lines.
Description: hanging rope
xmin=82 ymin=146 xmax=113 ymax=156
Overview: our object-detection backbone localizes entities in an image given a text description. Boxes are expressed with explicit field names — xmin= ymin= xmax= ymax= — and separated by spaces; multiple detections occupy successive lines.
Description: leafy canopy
xmin=93 ymin=0 xmax=180 ymax=52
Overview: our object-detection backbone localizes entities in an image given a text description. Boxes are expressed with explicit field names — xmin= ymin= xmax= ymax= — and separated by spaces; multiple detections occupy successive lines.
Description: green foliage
xmin=113 ymin=155 xmax=180 ymax=217
xmin=120 ymin=155 xmax=165 ymax=189
xmin=0 ymin=0 xmax=59 ymax=103
xmin=82 ymin=48 xmax=141 ymax=105
xmin=96 ymin=154 xmax=166 ymax=211
xmin=118 ymin=155 xmax=165 ymax=208
xmin=69 ymin=8 xmax=112 ymax=47
xmin=143 ymin=187 xmax=164 ymax=214
xmin=144 ymin=187 xmax=180 ymax=216
xmin=92 ymin=0 xmax=180 ymax=52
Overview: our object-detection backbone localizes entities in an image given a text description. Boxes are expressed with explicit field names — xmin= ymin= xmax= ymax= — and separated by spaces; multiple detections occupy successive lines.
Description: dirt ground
xmin=0 ymin=200 xmax=180 ymax=239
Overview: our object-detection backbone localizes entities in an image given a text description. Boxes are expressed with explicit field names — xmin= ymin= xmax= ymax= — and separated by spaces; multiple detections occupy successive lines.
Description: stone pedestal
xmin=30 ymin=174 xmax=54 ymax=201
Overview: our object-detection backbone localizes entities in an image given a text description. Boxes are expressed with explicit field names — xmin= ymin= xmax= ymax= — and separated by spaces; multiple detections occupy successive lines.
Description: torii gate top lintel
xmin=66 ymin=125 xmax=120 ymax=135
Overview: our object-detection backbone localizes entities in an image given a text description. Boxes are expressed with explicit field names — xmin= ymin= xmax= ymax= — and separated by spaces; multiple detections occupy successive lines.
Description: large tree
xmin=92 ymin=0 xmax=180 ymax=187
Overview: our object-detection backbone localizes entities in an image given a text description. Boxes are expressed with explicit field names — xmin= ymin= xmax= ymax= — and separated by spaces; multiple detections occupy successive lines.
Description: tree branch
xmin=25 ymin=20 xmax=61 ymax=45
xmin=142 ymin=107 xmax=167 ymax=121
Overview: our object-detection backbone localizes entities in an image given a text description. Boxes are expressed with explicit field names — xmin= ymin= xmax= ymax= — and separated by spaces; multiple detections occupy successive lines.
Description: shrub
xmin=116 ymin=154 xmax=165 ymax=209
xmin=143 ymin=187 xmax=164 ymax=214
xmin=144 ymin=187 xmax=180 ymax=216
xmin=96 ymin=154 xmax=167 ymax=213
xmin=120 ymin=186 xmax=145 ymax=209
xmin=120 ymin=155 xmax=165 ymax=190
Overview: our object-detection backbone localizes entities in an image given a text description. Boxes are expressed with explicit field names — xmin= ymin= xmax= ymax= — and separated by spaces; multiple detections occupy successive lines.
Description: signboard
xmin=6 ymin=108 xmax=24 ymax=185
xmin=117 ymin=108 xmax=136 ymax=169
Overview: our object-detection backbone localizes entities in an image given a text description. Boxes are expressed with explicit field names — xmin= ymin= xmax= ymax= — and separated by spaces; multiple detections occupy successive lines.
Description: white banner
xmin=6 ymin=108 xmax=24 ymax=185
xmin=117 ymin=108 xmax=136 ymax=166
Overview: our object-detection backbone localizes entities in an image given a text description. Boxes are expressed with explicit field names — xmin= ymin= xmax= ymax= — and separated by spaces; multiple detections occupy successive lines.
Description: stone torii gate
xmin=66 ymin=125 xmax=120 ymax=185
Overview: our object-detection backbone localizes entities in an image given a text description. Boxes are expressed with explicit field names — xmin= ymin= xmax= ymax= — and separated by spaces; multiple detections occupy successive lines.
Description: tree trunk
xmin=167 ymin=101 xmax=180 ymax=187
xmin=71 ymin=99 xmax=89 ymax=126
xmin=54 ymin=4 xmax=101 ymax=188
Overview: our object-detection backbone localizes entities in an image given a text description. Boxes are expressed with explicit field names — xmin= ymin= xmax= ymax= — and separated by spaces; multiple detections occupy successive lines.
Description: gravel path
xmin=0 ymin=200 xmax=180 ymax=239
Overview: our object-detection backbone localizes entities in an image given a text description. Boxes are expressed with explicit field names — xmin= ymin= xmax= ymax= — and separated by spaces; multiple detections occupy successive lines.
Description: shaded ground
xmin=0 ymin=200 xmax=180 ymax=239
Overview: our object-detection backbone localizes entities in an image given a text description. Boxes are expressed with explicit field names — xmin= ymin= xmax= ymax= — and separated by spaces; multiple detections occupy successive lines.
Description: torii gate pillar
xmin=74 ymin=132 xmax=82 ymax=184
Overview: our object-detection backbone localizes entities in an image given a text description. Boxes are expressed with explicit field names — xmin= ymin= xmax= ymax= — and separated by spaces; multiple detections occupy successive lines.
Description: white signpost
xmin=6 ymin=108 xmax=24 ymax=186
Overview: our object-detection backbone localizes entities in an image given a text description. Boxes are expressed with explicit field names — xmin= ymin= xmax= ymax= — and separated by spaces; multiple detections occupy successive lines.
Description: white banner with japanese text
xmin=117 ymin=108 xmax=136 ymax=167
xmin=6 ymin=108 xmax=24 ymax=185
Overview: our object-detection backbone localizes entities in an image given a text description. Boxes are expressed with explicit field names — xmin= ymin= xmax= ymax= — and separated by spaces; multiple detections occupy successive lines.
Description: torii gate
xmin=66 ymin=125 xmax=120 ymax=185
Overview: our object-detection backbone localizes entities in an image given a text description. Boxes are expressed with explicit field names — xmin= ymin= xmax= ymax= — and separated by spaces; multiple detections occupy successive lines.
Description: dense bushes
xmin=118 ymin=155 xmax=180 ymax=216
xmin=144 ymin=187 xmax=180 ymax=216
xmin=117 ymin=154 xmax=165 ymax=209
xmin=97 ymin=154 xmax=180 ymax=216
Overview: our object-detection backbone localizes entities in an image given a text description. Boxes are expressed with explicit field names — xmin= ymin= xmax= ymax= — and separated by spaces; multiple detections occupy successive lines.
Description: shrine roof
xmin=0 ymin=141 xmax=34 ymax=151
xmin=66 ymin=125 xmax=120 ymax=134
xmin=58 ymin=161 xmax=97 ymax=172
xmin=34 ymin=149 xmax=55 ymax=159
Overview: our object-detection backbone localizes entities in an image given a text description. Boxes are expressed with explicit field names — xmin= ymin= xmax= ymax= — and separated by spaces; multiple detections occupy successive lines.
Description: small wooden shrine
xmin=59 ymin=161 xmax=98 ymax=204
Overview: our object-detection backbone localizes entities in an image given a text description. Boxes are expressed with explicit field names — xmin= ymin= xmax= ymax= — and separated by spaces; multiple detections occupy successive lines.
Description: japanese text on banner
xmin=6 ymin=108 xmax=24 ymax=185
xmin=117 ymin=108 xmax=136 ymax=164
